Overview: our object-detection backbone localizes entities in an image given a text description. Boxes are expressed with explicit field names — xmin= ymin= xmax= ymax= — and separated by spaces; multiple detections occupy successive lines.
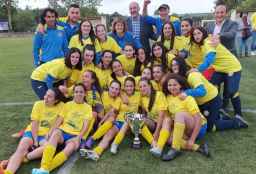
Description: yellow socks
xmin=92 ymin=121 xmax=113 ymax=140
xmin=94 ymin=146 xmax=104 ymax=156
xmin=49 ymin=152 xmax=67 ymax=171
xmin=41 ymin=144 xmax=56 ymax=171
xmin=83 ymin=118 xmax=95 ymax=140
xmin=4 ymin=170 xmax=13 ymax=174
xmin=172 ymin=122 xmax=185 ymax=151
xmin=113 ymin=131 xmax=125 ymax=145
xmin=141 ymin=125 xmax=153 ymax=144
xmin=157 ymin=129 xmax=170 ymax=149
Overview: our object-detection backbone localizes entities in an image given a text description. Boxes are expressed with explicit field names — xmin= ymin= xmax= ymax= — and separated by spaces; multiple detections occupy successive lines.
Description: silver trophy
xmin=125 ymin=112 xmax=145 ymax=149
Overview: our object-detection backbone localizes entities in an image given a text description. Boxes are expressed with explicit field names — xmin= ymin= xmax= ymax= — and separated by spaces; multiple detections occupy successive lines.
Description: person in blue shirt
xmin=142 ymin=1 xmax=181 ymax=37
xmin=109 ymin=18 xmax=142 ymax=50
xmin=37 ymin=4 xmax=80 ymax=42
xmin=33 ymin=8 xmax=69 ymax=67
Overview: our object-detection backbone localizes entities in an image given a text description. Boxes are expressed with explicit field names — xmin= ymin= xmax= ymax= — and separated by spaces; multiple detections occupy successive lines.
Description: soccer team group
xmin=0 ymin=1 xmax=249 ymax=174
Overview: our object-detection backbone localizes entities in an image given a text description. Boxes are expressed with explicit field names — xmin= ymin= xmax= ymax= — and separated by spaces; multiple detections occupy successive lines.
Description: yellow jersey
xmin=173 ymin=36 xmax=190 ymax=51
xmin=69 ymin=34 xmax=101 ymax=52
xmin=166 ymin=95 xmax=206 ymax=125
xmin=96 ymin=36 xmax=121 ymax=54
xmin=95 ymin=67 xmax=112 ymax=89
xmin=66 ymin=69 xmax=82 ymax=87
xmin=31 ymin=59 xmax=72 ymax=82
xmin=117 ymin=91 xmax=141 ymax=121
xmin=251 ymin=12 xmax=256 ymax=30
xmin=187 ymin=72 xmax=218 ymax=105
xmin=186 ymin=43 xmax=204 ymax=68
xmin=117 ymin=54 xmax=136 ymax=74
xmin=141 ymin=91 xmax=167 ymax=120
xmin=59 ymin=101 xmax=93 ymax=135
xmin=25 ymin=101 xmax=64 ymax=136
xmin=101 ymin=91 xmax=122 ymax=114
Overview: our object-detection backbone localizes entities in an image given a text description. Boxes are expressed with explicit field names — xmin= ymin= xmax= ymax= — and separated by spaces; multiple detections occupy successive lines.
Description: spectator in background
xmin=143 ymin=1 xmax=181 ymax=37
xmin=109 ymin=18 xmax=142 ymax=50
xmin=251 ymin=11 xmax=256 ymax=55
xmin=127 ymin=1 xmax=157 ymax=55
xmin=33 ymin=8 xmax=68 ymax=67
xmin=205 ymin=2 xmax=238 ymax=56
xmin=236 ymin=12 xmax=252 ymax=58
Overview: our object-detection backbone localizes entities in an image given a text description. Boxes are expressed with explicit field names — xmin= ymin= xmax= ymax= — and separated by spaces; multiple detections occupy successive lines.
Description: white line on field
xmin=0 ymin=102 xmax=34 ymax=106
xmin=57 ymin=152 xmax=79 ymax=174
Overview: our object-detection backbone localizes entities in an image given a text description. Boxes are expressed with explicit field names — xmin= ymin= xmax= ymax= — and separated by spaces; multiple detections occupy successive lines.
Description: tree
xmin=47 ymin=0 xmax=102 ymax=9
xmin=0 ymin=0 xmax=17 ymax=31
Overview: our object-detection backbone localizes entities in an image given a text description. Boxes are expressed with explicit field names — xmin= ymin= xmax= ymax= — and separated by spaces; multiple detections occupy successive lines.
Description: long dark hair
xmin=110 ymin=59 xmax=125 ymax=81
xmin=78 ymin=19 xmax=96 ymax=46
xmin=100 ymin=50 xmax=113 ymax=69
xmin=139 ymin=78 xmax=156 ymax=112
xmin=73 ymin=83 xmax=87 ymax=102
xmin=65 ymin=48 xmax=82 ymax=70
xmin=124 ymin=76 xmax=136 ymax=95
xmin=160 ymin=22 xmax=176 ymax=51
xmin=133 ymin=47 xmax=150 ymax=76
xmin=84 ymin=70 xmax=103 ymax=95
xmin=51 ymin=88 xmax=65 ymax=105
xmin=162 ymin=73 xmax=190 ymax=96
xmin=190 ymin=26 xmax=208 ymax=46
xmin=151 ymin=42 xmax=168 ymax=71
xmin=170 ymin=57 xmax=190 ymax=77
xmin=82 ymin=44 xmax=96 ymax=65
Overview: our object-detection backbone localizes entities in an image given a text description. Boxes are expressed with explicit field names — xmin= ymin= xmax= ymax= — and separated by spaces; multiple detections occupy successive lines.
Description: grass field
xmin=0 ymin=37 xmax=256 ymax=174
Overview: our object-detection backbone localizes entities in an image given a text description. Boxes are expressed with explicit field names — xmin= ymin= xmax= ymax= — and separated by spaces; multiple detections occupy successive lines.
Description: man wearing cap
xmin=142 ymin=0 xmax=181 ymax=36
xmin=127 ymin=1 xmax=157 ymax=55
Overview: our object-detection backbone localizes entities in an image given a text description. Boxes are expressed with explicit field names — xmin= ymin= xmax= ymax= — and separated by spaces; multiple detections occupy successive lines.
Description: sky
xmin=18 ymin=0 xmax=216 ymax=15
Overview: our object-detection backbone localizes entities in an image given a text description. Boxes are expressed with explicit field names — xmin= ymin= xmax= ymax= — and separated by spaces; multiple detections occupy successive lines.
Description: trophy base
xmin=131 ymin=142 xmax=142 ymax=149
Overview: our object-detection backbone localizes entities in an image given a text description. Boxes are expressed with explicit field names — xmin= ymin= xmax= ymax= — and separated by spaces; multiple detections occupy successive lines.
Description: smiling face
xmin=102 ymin=52 xmax=112 ymax=68
xmin=163 ymin=23 xmax=173 ymax=38
xmin=153 ymin=66 xmax=163 ymax=82
xmin=129 ymin=2 xmax=140 ymax=17
xmin=124 ymin=80 xmax=135 ymax=96
xmin=73 ymin=85 xmax=85 ymax=104
xmin=112 ymin=61 xmax=123 ymax=76
xmin=167 ymin=78 xmax=182 ymax=96
xmin=80 ymin=21 xmax=92 ymax=35
xmin=70 ymin=52 xmax=81 ymax=66
xmin=44 ymin=89 xmax=56 ymax=106
xmin=193 ymin=29 xmax=203 ymax=44
xmin=214 ymin=5 xmax=227 ymax=24
xmin=181 ymin=20 xmax=192 ymax=36
xmin=171 ymin=60 xmax=180 ymax=74
xmin=68 ymin=7 xmax=80 ymax=23
xmin=159 ymin=7 xmax=169 ymax=19
xmin=82 ymin=71 xmax=94 ymax=89
xmin=124 ymin=45 xmax=134 ymax=58
xmin=141 ymin=68 xmax=152 ymax=80
xmin=96 ymin=25 xmax=106 ymax=41
xmin=115 ymin=22 xmax=125 ymax=34
xmin=109 ymin=81 xmax=121 ymax=98
xmin=137 ymin=48 xmax=146 ymax=63
xmin=153 ymin=45 xmax=163 ymax=58
xmin=139 ymin=80 xmax=151 ymax=96
xmin=44 ymin=11 xmax=56 ymax=27
xmin=83 ymin=49 xmax=94 ymax=64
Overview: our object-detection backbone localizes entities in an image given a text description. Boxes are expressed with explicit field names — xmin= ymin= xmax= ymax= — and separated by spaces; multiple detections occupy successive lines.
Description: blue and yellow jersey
xmin=25 ymin=101 xmax=64 ymax=136
xmin=187 ymin=72 xmax=218 ymax=105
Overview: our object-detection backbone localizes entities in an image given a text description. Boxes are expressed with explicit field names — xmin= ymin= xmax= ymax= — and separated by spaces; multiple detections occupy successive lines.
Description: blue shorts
xmin=196 ymin=124 xmax=207 ymax=140
xmin=113 ymin=121 xmax=124 ymax=130
xmin=23 ymin=131 xmax=45 ymax=143
xmin=61 ymin=130 xmax=77 ymax=142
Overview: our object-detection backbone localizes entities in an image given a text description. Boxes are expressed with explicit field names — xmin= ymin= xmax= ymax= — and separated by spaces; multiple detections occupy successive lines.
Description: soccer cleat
xmin=197 ymin=143 xmax=210 ymax=158
xmin=149 ymin=147 xmax=162 ymax=158
xmin=83 ymin=137 xmax=95 ymax=149
xmin=110 ymin=143 xmax=118 ymax=155
xmin=31 ymin=168 xmax=49 ymax=174
xmin=162 ymin=148 xmax=181 ymax=161
xmin=234 ymin=115 xmax=248 ymax=128
xmin=80 ymin=149 xmax=99 ymax=161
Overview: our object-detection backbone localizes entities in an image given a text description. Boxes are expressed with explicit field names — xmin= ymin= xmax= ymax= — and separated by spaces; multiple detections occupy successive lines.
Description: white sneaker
xmin=149 ymin=147 xmax=162 ymax=157
xmin=80 ymin=149 xmax=99 ymax=161
xmin=110 ymin=143 xmax=118 ymax=154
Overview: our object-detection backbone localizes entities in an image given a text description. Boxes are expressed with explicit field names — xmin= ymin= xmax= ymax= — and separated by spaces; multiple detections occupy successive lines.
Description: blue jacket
xmin=57 ymin=20 xmax=79 ymax=42
xmin=33 ymin=27 xmax=69 ymax=66
xmin=108 ymin=31 xmax=142 ymax=49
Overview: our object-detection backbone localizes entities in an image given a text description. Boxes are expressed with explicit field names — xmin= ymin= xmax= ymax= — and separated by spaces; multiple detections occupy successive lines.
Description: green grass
xmin=0 ymin=37 xmax=256 ymax=174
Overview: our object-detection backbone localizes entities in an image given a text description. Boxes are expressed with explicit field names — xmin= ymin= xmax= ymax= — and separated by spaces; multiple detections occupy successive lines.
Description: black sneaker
xmin=162 ymin=148 xmax=181 ymax=161
xmin=197 ymin=143 xmax=210 ymax=158
xmin=234 ymin=115 xmax=248 ymax=128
